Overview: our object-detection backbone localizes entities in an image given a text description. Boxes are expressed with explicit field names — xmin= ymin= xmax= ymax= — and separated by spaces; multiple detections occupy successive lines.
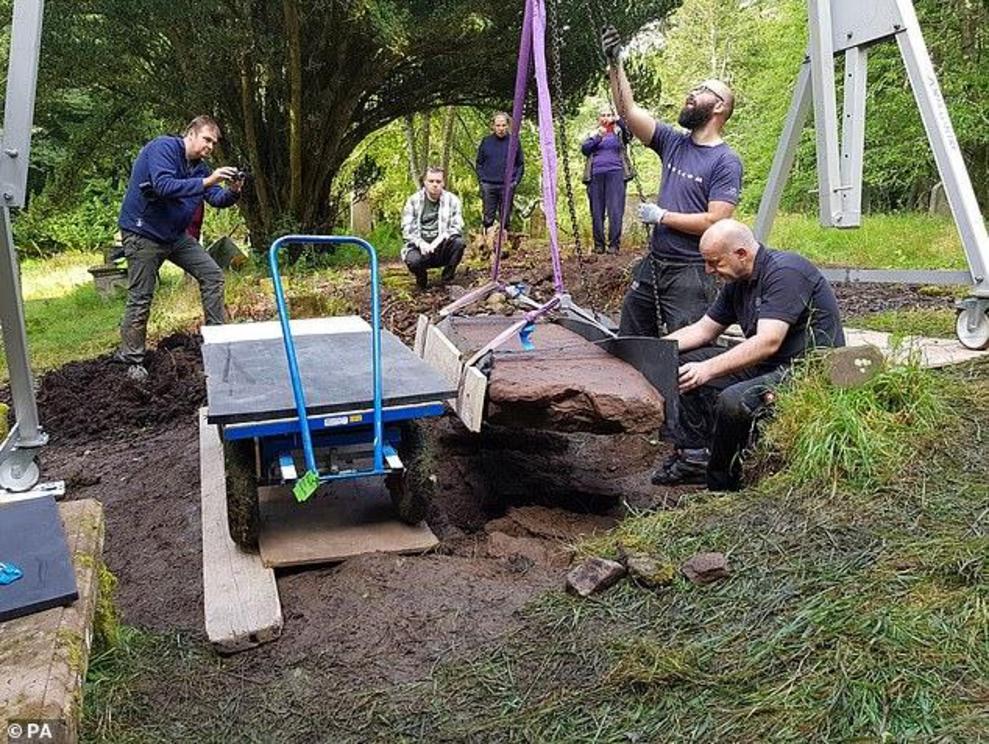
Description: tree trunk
xmin=420 ymin=110 xmax=432 ymax=169
xmin=283 ymin=0 xmax=304 ymax=220
xmin=441 ymin=106 xmax=457 ymax=181
xmin=404 ymin=114 xmax=420 ymax=185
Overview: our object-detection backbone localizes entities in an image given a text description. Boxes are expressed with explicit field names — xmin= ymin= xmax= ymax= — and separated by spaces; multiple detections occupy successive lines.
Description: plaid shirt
xmin=400 ymin=189 xmax=464 ymax=259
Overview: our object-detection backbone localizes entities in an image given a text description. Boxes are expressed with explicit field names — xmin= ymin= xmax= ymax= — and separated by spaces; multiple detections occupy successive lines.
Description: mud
xmin=5 ymin=243 xmax=961 ymax=724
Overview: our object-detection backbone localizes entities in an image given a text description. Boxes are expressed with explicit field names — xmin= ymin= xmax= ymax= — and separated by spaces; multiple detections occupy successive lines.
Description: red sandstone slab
xmin=441 ymin=316 xmax=665 ymax=433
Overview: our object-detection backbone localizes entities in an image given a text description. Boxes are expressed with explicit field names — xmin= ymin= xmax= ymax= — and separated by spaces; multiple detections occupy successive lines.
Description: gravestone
xmin=350 ymin=195 xmax=374 ymax=236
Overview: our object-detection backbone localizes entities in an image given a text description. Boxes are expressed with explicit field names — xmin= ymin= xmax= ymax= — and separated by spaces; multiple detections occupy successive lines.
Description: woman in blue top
xmin=581 ymin=108 xmax=632 ymax=254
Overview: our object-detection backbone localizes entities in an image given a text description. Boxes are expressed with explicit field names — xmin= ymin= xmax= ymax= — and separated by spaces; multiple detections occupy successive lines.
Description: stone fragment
xmin=621 ymin=551 xmax=676 ymax=588
xmin=565 ymin=557 xmax=626 ymax=597
xmin=823 ymin=345 xmax=886 ymax=389
xmin=680 ymin=552 xmax=730 ymax=585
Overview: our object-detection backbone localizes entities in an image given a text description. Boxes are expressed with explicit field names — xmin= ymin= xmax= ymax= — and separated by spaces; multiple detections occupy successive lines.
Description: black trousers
xmin=672 ymin=347 xmax=787 ymax=491
xmin=480 ymin=182 xmax=514 ymax=229
xmin=618 ymin=258 xmax=717 ymax=337
xmin=587 ymin=170 xmax=627 ymax=252
xmin=404 ymin=236 xmax=466 ymax=284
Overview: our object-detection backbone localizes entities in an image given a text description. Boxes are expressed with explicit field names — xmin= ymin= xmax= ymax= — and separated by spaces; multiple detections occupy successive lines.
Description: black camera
xmin=233 ymin=167 xmax=249 ymax=181
xmin=139 ymin=180 xmax=158 ymax=201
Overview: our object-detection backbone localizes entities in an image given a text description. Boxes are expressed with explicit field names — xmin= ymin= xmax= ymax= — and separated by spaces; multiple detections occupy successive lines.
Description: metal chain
xmin=546 ymin=0 xmax=594 ymax=313
xmin=582 ymin=0 xmax=663 ymax=335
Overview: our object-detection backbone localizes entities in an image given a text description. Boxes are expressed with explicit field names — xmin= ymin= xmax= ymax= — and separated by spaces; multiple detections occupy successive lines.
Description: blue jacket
xmin=475 ymin=133 xmax=524 ymax=186
xmin=118 ymin=136 xmax=239 ymax=243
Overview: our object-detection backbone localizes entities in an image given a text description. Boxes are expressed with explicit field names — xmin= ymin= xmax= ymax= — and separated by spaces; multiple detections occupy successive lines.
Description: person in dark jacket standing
xmin=116 ymin=115 xmax=242 ymax=381
xmin=475 ymin=112 xmax=524 ymax=250
xmin=581 ymin=108 xmax=632 ymax=254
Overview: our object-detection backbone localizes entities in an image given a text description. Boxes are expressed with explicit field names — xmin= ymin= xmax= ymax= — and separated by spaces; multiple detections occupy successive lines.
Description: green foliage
xmin=35 ymin=0 xmax=681 ymax=246
xmin=756 ymin=356 xmax=951 ymax=493
xmin=850 ymin=308 xmax=957 ymax=339
xmin=764 ymin=212 xmax=967 ymax=269
xmin=12 ymin=176 xmax=123 ymax=255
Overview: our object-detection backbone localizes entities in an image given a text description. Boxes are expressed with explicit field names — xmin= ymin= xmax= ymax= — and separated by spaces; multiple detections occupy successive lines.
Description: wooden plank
xmin=0 ymin=499 xmax=104 ymax=743
xmin=458 ymin=366 xmax=488 ymax=433
xmin=423 ymin=324 xmax=464 ymax=387
xmin=844 ymin=327 xmax=989 ymax=368
xmin=199 ymin=409 xmax=283 ymax=654
xmin=413 ymin=314 xmax=429 ymax=358
xmin=257 ymin=479 xmax=439 ymax=568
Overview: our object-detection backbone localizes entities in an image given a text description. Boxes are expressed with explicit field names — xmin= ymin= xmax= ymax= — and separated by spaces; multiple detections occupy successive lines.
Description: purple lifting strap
xmin=493 ymin=0 xmax=565 ymax=297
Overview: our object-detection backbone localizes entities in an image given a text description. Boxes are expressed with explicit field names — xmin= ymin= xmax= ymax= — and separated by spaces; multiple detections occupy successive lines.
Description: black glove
xmin=601 ymin=25 xmax=621 ymax=63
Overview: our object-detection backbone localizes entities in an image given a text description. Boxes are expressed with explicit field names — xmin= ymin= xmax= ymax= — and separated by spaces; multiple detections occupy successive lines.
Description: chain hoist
xmin=583 ymin=0 xmax=666 ymax=335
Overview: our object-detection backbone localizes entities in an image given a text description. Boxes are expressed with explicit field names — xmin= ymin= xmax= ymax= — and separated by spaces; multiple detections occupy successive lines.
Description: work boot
xmin=607 ymin=244 xmax=620 ymax=255
xmin=651 ymin=449 xmax=708 ymax=486
xmin=126 ymin=364 xmax=149 ymax=383
xmin=592 ymin=244 xmax=605 ymax=255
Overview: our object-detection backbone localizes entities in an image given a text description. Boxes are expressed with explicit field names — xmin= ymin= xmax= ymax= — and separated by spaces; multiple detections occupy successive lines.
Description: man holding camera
xmin=116 ymin=115 xmax=243 ymax=382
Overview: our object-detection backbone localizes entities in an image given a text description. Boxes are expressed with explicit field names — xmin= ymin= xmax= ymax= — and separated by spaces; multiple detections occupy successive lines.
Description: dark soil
xmin=5 ymin=241 xmax=962 ymax=738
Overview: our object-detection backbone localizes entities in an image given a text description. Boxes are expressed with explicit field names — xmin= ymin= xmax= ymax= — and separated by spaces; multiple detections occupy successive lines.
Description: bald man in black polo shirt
xmin=655 ymin=219 xmax=845 ymax=491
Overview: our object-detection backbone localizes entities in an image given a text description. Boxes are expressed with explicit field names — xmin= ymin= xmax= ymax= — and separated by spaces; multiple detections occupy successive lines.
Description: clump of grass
xmin=849 ymin=307 xmax=956 ymax=338
xmin=755 ymin=355 xmax=951 ymax=493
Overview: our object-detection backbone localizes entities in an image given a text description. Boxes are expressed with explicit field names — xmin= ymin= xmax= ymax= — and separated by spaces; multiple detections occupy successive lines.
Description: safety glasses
xmin=691 ymin=84 xmax=725 ymax=103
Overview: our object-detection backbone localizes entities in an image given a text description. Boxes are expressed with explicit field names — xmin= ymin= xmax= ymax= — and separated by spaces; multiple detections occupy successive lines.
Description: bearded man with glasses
xmin=601 ymin=26 xmax=744 ymax=340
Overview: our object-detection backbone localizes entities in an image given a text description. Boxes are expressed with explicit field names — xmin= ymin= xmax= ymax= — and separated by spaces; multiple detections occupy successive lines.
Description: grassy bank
xmin=80 ymin=359 xmax=989 ymax=742
xmin=765 ymin=212 xmax=967 ymax=270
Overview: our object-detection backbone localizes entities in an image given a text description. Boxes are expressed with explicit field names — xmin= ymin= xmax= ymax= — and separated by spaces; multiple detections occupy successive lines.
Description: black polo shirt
xmin=707 ymin=245 xmax=845 ymax=370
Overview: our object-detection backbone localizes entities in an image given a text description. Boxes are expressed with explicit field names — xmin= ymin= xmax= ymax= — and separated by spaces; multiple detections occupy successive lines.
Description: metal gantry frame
xmin=0 ymin=0 xmax=56 ymax=494
xmin=755 ymin=0 xmax=989 ymax=348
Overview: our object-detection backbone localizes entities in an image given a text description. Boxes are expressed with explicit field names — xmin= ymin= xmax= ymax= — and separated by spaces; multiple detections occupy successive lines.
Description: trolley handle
xmin=267 ymin=235 xmax=386 ymax=501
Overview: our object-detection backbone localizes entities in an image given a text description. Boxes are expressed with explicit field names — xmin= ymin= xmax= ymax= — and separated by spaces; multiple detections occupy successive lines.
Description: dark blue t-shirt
xmin=647 ymin=123 xmax=743 ymax=263
xmin=707 ymin=246 xmax=845 ymax=370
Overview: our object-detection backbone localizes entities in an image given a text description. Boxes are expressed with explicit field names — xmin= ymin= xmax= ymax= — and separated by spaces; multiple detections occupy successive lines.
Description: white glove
xmin=638 ymin=203 xmax=668 ymax=225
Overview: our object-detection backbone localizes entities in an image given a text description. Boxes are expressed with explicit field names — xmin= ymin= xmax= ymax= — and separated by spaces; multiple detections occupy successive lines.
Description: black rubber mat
xmin=0 ymin=496 xmax=79 ymax=622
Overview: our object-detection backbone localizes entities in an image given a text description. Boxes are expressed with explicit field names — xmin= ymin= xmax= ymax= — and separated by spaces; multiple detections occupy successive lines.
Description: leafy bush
xmin=13 ymin=176 xmax=122 ymax=256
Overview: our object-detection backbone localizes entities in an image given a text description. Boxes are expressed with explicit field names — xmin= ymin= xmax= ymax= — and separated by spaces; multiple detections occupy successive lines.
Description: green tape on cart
xmin=293 ymin=470 xmax=320 ymax=502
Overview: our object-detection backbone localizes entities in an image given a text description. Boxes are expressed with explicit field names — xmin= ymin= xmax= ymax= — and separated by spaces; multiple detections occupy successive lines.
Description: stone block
xmin=566 ymin=557 xmax=626 ymax=597
xmin=680 ymin=552 xmax=729 ymax=585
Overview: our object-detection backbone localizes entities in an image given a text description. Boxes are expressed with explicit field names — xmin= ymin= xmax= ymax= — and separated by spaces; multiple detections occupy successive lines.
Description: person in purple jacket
xmin=115 ymin=115 xmax=243 ymax=381
xmin=601 ymin=26 xmax=743 ymax=338
xmin=581 ymin=107 xmax=632 ymax=254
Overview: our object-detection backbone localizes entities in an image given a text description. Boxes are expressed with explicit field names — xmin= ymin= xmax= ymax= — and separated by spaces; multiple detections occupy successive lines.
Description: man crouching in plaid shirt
xmin=401 ymin=166 xmax=466 ymax=290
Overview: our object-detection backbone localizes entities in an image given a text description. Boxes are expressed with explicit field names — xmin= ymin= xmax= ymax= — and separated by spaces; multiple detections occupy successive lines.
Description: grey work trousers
xmin=117 ymin=230 xmax=225 ymax=365
xmin=618 ymin=258 xmax=717 ymax=338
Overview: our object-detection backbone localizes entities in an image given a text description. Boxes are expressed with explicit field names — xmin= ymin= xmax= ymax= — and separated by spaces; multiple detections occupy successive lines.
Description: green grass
xmin=849 ymin=307 xmax=957 ymax=339
xmin=763 ymin=212 xmax=967 ymax=270
xmin=358 ymin=361 xmax=988 ymax=741
xmin=78 ymin=360 xmax=989 ymax=742
xmin=0 ymin=255 xmax=203 ymax=382
xmin=755 ymin=356 xmax=951 ymax=492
